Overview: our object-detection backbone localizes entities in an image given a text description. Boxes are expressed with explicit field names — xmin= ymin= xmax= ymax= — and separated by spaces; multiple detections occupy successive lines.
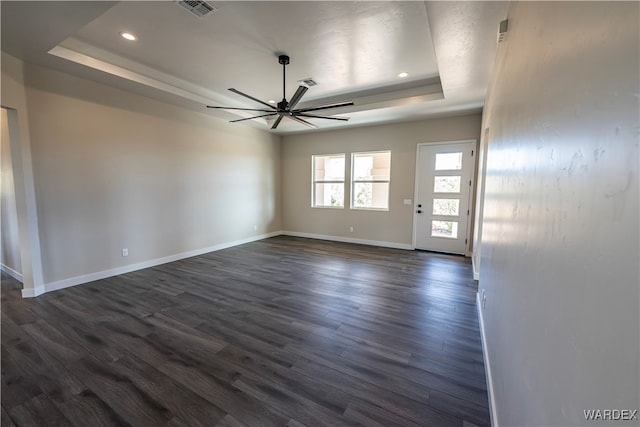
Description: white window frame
xmin=350 ymin=150 xmax=391 ymax=211
xmin=312 ymin=153 xmax=345 ymax=208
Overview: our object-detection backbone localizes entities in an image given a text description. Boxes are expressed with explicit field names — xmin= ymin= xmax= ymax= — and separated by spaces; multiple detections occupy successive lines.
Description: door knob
xmin=417 ymin=204 xmax=422 ymax=208
xmin=416 ymin=210 xmax=423 ymax=214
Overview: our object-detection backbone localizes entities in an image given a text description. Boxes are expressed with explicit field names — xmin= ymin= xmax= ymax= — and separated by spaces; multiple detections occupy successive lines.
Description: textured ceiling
xmin=1 ymin=1 xmax=507 ymax=134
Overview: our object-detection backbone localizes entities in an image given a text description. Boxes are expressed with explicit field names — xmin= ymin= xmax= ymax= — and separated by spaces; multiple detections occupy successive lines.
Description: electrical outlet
xmin=122 ymin=248 xmax=129 ymax=257
xmin=349 ymin=226 xmax=354 ymax=232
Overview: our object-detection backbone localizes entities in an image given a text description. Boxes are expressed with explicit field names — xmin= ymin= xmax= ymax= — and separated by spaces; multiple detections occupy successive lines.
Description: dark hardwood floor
xmin=1 ymin=236 xmax=489 ymax=427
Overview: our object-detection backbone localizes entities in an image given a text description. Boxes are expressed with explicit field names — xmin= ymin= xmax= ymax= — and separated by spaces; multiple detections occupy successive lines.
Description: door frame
xmin=1 ymin=106 xmax=45 ymax=296
xmin=412 ymin=139 xmax=478 ymax=256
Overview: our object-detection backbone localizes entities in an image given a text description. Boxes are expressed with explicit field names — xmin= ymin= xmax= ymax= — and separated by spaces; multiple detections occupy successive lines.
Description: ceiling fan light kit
xmin=207 ymin=54 xmax=354 ymax=130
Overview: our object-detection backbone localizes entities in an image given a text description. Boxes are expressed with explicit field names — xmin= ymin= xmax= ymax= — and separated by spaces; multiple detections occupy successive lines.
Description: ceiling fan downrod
xmin=279 ymin=54 xmax=290 ymax=110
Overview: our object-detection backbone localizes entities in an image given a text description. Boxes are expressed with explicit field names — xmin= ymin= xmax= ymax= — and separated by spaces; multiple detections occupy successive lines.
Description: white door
xmin=414 ymin=141 xmax=476 ymax=254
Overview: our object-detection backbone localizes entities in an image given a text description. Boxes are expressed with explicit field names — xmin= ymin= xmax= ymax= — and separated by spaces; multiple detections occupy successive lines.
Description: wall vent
xmin=176 ymin=0 xmax=216 ymax=18
xmin=497 ymin=19 xmax=509 ymax=43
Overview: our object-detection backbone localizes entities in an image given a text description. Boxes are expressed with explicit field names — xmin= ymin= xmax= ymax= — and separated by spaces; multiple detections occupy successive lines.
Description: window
xmin=431 ymin=220 xmax=459 ymax=239
xmin=312 ymin=154 xmax=345 ymax=207
xmin=434 ymin=152 xmax=463 ymax=170
xmin=433 ymin=176 xmax=461 ymax=193
xmin=431 ymin=151 xmax=464 ymax=239
xmin=351 ymin=151 xmax=391 ymax=210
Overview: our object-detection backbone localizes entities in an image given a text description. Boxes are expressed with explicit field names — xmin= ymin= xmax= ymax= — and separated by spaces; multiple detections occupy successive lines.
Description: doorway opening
xmin=1 ymin=107 xmax=23 ymax=282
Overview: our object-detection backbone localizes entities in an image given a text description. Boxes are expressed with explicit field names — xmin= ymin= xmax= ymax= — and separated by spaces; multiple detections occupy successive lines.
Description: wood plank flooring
xmin=1 ymin=236 xmax=489 ymax=426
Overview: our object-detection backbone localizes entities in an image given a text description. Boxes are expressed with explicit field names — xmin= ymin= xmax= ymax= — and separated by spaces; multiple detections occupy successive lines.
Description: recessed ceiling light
xmin=398 ymin=72 xmax=409 ymax=78
xmin=268 ymin=100 xmax=276 ymax=104
xmin=120 ymin=32 xmax=137 ymax=41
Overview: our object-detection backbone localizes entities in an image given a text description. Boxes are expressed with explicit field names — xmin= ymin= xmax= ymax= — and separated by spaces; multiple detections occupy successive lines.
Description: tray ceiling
xmin=1 ymin=1 xmax=507 ymax=134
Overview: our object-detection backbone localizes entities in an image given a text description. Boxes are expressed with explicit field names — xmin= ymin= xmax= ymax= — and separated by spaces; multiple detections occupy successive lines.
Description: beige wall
xmin=478 ymin=2 xmax=639 ymax=425
xmin=5 ymin=53 xmax=482 ymax=293
xmin=1 ymin=108 xmax=22 ymax=276
xmin=16 ymin=61 xmax=281 ymax=286
xmin=282 ymin=115 xmax=481 ymax=247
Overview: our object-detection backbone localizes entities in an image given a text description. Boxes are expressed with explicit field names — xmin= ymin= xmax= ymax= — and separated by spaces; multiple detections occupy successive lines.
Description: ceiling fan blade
xmin=287 ymin=85 xmax=309 ymax=111
xmin=286 ymin=114 xmax=318 ymax=129
xmin=294 ymin=100 xmax=354 ymax=113
xmin=295 ymin=113 xmax=350 ymax=121
xmin=230 ymin=113 xmax=277 ymax=123
xmin=228 ymin=88 xmax=276 ymax=110
xmin=207 ymin=106 xmax=274 ymax=113
xmin=271 ymin=115 xmax=284 ymax=130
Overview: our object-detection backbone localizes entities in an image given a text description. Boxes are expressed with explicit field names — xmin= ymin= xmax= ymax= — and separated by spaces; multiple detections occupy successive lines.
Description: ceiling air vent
xmin=176 ymin=0 xmax=216 ymax=18
xmin=298 ymin=78 xmax=317 ymax=87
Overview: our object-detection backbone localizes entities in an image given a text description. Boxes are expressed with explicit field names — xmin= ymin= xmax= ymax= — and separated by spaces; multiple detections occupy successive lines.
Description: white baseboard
xmin=281 ymin=230 xmax=413 ymax=250
xmin=24 ymin=231 xmax=281 ymax=298
xmin=21 ymin=286 xmax=45 ymax=298
xmin=477 ymin=291 xmax=498 ymax=427
xmin=472 ymin=255 xmax=480 ymax=280
xmin=1 ymin=264 xmax=23 ymax=282
xmin=21 ymin=231 xmax=410 ymax=298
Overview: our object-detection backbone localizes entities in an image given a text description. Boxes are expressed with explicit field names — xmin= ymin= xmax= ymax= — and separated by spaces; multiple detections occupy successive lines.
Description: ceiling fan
xmin=207 ymin=54 xmax=354 ymax=130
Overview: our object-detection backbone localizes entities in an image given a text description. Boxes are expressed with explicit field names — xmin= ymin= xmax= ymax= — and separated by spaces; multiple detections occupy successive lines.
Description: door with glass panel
xmin=415 ymin=141 xmax=476 ymax=254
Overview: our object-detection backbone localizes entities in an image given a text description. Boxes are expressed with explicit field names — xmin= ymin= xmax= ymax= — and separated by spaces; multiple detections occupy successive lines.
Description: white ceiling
xmin=1 ymin=1 xmax=507 ymax=134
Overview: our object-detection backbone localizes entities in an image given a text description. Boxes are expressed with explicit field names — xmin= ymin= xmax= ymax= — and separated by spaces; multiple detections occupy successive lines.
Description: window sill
xmin=350 ymin=207 xmax=389 ymax=212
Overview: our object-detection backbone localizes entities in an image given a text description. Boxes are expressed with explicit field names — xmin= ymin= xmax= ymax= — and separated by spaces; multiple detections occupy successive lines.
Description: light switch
xmin=403 ymin=199 xmax=412 ymax=205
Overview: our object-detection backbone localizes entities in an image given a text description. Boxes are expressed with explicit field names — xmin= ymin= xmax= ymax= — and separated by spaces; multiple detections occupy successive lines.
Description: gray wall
xmin=478 ymin=2 xmax=639 ymax=426
xmin=3 ymin=56 xmax=281 ymax=288
xmin=282 ymin=115 xmax=481 ymax=248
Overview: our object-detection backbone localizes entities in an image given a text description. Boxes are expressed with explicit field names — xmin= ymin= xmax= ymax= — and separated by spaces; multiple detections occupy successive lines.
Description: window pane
xmin=433 ymin=176 xmax=461 ymax=193
xmin=314 ymin=155 xmax=344 ymax=181
xmin=431 ymin=221 xmax=458 ymax=238
xmin=352 ymin=182 xmax=389 ymax=209
xmin=353 ymin=155 xmax=373 ymax=180
xmin=353 ymin=151 xmax=390 ymax=180
xmin=433 ymin=199 xmax=460 ymax=216
xmin=314 ymin=183 xmax=344 ymax=207
xmin=435 ymin=152 xmax=462 ymax=170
